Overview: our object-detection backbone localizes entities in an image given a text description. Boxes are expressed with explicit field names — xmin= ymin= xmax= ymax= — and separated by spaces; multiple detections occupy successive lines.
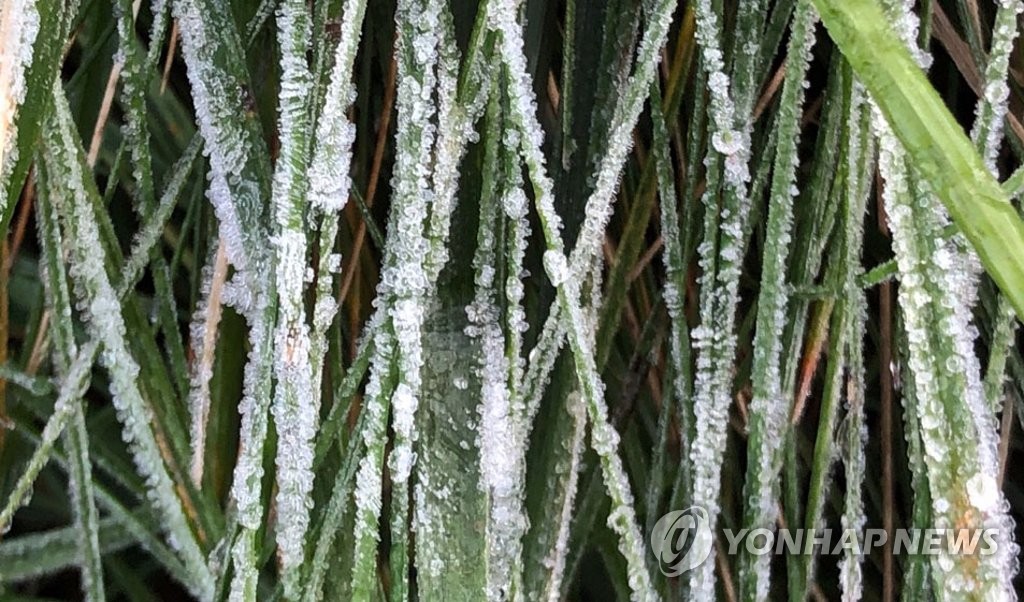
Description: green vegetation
xmin=0 ymin=0 xmax=1022 ymax=599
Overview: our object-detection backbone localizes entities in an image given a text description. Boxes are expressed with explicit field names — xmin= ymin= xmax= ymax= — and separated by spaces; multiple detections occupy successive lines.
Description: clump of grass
xmin=1 ymin=0 xmax=1023 ymax=600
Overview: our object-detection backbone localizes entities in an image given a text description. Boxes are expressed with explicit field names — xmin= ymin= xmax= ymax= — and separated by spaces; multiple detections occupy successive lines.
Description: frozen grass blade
xmin=972 ymin=0 xmax=1023 ymax=412
xmin=688 ymin=0 xmax=758 ymax=594
xmin=172 ymin=0 xmax=277 ymax=593
xmin=4 ymin=1 xmax=1024 ymax=600
xmin=860 ymin=1 xmax=1020 ymax=595
xmin=0 ymin=0 xmax=70 ymax=236
xmin=813 ymin=0 xmax=1024 ymax=322
xmin=35 ymin=157 xmax=105 ymax=602
xmin=470 ymin=94 xmax=526 ymax=599
xmin=348 ymin=324 xmax=396 ymax=599
xmin=0 ymin=132 xmax=199 ymax=537
xmin=739 ymin=3 xmax=816 ymax=598
xmin=489 ymin=0 xmax=675 ymax=596
xmin=171 ymin=0 xmax=272 ymax=276
xmin=44 ymin=85 xmax=214 ymax=600
xmin=307 ymin=0 xmax=368 ymax=404
xmin=269 ymin=0 xmax=317 ymax=594
xmin=838 ymin=82 xmax=872 ymax=602
xmin=0 ymin=0 xmax=39 ymax=227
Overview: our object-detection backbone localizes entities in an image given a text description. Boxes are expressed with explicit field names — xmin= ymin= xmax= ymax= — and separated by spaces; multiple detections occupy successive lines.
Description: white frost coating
xmin=0 ymin=0 xmax=40 ymax=214
xmin=489 ymin=0 xmax=672 ymax=597
xmin=350 ymin=0 xmax=441 ymax=593
xmin=966 ymin=473 xmax=1001 ymax=513
xmin=874 ymin=105 xmax=1018 ymax=600
xmin=269 ymin=0 xmax=316 ymax=593
xmin=47 ymin=89 xmax=214 ymax=600
xmin=542 ymin=249 xmax=569 ymax=286
xmin=502 ymin=185 xmax=531 ymax=420
xmin=389 ymin=382 xmax=419 ymax=482
xmin=305 ymin=0 xmax=365 ymax=402
xmin=688 ymin=0 xmax=755 ymax=597
xmin=563 ymin=0 xmax=678 ymax=284
xmin=972 ymin=0 xmax=1024 ymax=171
xmin=840 ymin=296 xmax=869 ymax=602
xmin=424 ymin=8 xmax=477 ymax=284
xmin=541 ymin=392 xmax=586 ymax=602
xmin=306 ymin=0 xmax=366 ymax=215
xmin=470 ymin=305 xmax=525 ymax=600
xmin=489 ymin=0 xmax=561 ymax=248
xmin=971 ymin=0 xmax=1022 ymax=414
xmin=381 ymin=0 xmax=443 ymax=490
xmin=872 ymin=2 xmax=1018 ymax=596
xmin=693 ymin=1 xmax=751 ymax=188
xmin=467 ymin=163 xmax=528 ymax=599
xmin=172 ymin=0 xmax=266 ymax=276
xmin=743 ymin=4 xmax=817 ymax=597
xmin=348 ymin=321 xmax=393 ymax=596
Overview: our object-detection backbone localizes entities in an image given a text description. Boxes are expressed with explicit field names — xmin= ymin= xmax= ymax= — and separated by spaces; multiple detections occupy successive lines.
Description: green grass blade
xmin=0 ymin=0 xmax=72 ymax=237
xmin=812 ymin=0 xmax=1024 ymax=322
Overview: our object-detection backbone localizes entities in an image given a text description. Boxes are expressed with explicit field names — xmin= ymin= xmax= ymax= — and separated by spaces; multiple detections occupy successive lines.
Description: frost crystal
xmin=688 ymin=0 xmax=759 ymax=595
xmin=542 ymin=250 xmax=569 ymax=287
xmin=742 ymin=4 xmax=817 ymax=597
xmin=172 ymin=0 xmax=271 ymax=278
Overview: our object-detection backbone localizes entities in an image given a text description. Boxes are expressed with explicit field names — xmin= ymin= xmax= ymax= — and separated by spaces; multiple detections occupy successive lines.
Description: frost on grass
xmin=45 ymin=87 xmax=214 ymax=600
xmin=467 ymin=142 xmax=528 ymax=599
xmin=872 ymin=1 xmax=1018 ymax=595
xmin=539 ymin=391 xmax=587 ymax=602
xmin=424 ymin=8 xmax=477 ymax=284
xmin=741 ymin=3 xmax=816 ymax=598
xmin=689 ymin=0 xmax=756 ymax=596
xmin=349 ymin=57 xmax=452 ymax=558
xmin=349 ymin=324 xmax=395 ymax=599
xmin=381 ymin=0 xmax=442 ymax=492
xmin=306 ymin=0 xmax=368 ymax=401
xmin=489 ymin=0 xmax=675 ymax=597
xmin=875 ymin=113 xmax=1018 ymax=599
xmin=269 ymin=0 xmax=317 ymax=592
xmin=973 ymin=0 xmax=1024 ymax=171
xmin=176 ymin=7 xmax=277 ymax=583
xmin=838 ymin=84 xmax=871 ymax=602
xmin=36 ymin=160 xmax=106 ymax=602
xmin=0 ymin=0 xmax=40 ymax=213
xmin=563 ymin=0 xmax=677 ymax=282
xmin=172 ymin=0 xmax=270 ymax=277
xmin=973 ymin=0 xmax=1023 ymax=412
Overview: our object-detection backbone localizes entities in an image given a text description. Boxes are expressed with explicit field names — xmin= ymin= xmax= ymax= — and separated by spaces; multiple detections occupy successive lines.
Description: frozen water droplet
xmin=543 ymin=250 xmax=569 ymax=287
xmin=711 ymin=129 xmax=742 ymax=155
xmin=967 ymin=472 xmax=1000 ymax=512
